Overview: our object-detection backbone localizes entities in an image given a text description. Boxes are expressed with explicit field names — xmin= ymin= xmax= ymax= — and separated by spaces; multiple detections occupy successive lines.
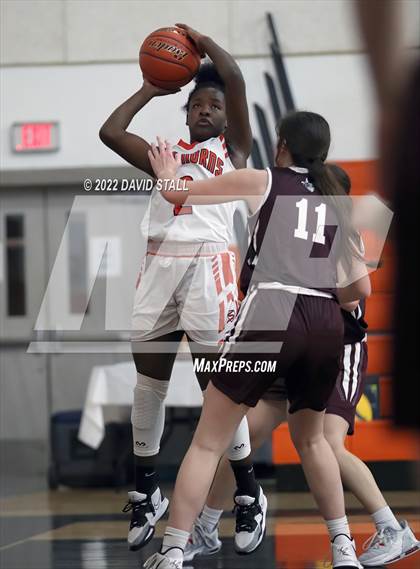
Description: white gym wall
xmin=1 ymin=0 xmax=419 ymax=171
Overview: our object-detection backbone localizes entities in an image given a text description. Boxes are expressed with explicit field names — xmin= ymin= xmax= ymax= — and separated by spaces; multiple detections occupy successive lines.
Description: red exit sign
xmin=11 ymin=122 xmax=59 ymax=153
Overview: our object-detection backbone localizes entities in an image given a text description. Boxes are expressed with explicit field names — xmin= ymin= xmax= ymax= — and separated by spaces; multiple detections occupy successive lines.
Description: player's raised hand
xmin=148 ymin=136 xmax=181 ymax=179
xmin=175 ymin=23 xmax=206 ymax=57
xmin=141 ymin=77 xmax=181 ymax=98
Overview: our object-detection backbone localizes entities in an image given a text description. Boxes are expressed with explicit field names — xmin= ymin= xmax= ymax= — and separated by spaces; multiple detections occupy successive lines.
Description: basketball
xmin=139 ymin=27 xmax=201 ymax=89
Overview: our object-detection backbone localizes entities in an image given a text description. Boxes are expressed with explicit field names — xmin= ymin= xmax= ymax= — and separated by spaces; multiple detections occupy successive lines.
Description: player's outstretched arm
xmin=148 ymin=137 xmax=266 ymax=208
xmin=176 ymin=23 xmax=252 ymax=168
xmin=99 ymin=79 xmax=179 ymax=177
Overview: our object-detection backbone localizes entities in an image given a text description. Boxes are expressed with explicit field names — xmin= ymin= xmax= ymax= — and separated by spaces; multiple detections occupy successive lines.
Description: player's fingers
xmin=165 ymin=140 xmax=173 ymax=157
xmin=147 ymin=149 xmax=155 ymax=165
xmin=175 ymin=23 xmax=187 ymax=30
xmin=157 ymin=136 xmax=166 ymax=155
xmin=150 ymin=142 xmax=159 ymax=159
xmin=148 ymin=150 xmax=160 ymax=176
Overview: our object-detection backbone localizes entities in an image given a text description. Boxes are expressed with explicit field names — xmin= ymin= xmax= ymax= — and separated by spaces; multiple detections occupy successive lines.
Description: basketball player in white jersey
xmin=99 ymin=24 xmax=265 ymax=553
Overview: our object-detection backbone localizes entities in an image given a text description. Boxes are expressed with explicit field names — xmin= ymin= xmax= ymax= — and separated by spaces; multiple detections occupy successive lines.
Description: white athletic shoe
xmin=123 ymin=487 xmax=169 ymax=551
xmin=183 ymin=516 xmax=222 ymax=561
xmin=331 ymin=535 xmax=363 ymax=568
xmin=358 ymin=520 xmax=420 ymax=566
xmin=233 ymin=485 xmax=267 ymax=555
xmin=143 ymin=552 xmax=182 ymax=569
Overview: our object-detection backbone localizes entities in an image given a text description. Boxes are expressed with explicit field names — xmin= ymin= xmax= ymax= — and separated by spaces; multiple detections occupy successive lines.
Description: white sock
xmin=161 ymin=526 xmax=190 ymax=561
xmin=200 ymin=504 xmax=223 ymax=531
xmin=326 ymin=516 xmax=351 ymax=544
xmin=372 ymin=506 xmax=401 ymax=531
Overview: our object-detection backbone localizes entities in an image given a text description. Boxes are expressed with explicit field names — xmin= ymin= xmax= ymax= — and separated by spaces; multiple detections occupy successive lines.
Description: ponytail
xmin=306 ymin=159 xmax=361 ymax=272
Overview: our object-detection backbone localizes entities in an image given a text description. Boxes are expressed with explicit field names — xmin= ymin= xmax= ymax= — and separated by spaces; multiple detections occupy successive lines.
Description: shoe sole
xmin=332 ymin=559 xmax=362 ymax=569
xmin=235 ymin=525 xmax=267 ymax=556
xmin=234 ymin=492 xmax=268 ymax=556
xmin=360 ymin=541 xmax=420 ymax=566
xmin=128 ymin=497 xmax=170 ymax=551
xmin=129 ymin=526 xmax=154 ymax=551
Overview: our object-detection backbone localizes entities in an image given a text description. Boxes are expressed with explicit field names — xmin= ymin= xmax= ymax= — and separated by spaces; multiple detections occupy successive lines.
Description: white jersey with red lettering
xmin=132 ymin=134 xmax=240 ymax=345
xmin=142 ymin=134 xmax=237 ymax=244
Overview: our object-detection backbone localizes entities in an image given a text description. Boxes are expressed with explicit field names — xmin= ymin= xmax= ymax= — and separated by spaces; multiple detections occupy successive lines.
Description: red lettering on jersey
xmin=215 ymin=157 xmax=224 ymax=176
xmin=207 ymin=151 xmax=216 ymax=174
xmin=190 ymin=151 xmax=199 ymax=164
xmin=173 ymin=176 xmax=193 ymax=216
xmin=199 ymin=148 xmax=209 ymax=167
xmin=179 ymin=147 xmax=223 ymax=175
xmin=173 ymin=205 xmax=193 ymax=216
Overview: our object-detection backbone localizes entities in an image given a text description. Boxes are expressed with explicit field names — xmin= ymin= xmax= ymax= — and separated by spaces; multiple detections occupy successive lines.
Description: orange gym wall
xmin=334 ymin=160 xmax=380 ymax=196
xmin=272 ymin=159 xmax=420 ymax=465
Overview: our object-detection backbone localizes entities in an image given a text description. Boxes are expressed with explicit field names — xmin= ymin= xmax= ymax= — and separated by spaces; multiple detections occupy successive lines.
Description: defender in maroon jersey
xmin=144 ymin=112 xmax=371 ymax=569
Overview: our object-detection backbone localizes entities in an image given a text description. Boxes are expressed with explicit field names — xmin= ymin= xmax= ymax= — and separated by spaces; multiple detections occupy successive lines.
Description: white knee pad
xmin=227 ymin=416 xmax=251 ymax=461
xmin=131 ymin=373 xmax=169 ymax=457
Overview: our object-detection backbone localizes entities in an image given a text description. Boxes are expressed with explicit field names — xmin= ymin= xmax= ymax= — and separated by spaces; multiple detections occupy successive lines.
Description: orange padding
xmin=365 ymin=293 xmax=393 ymax=331
xmin=370 ymin=256 xmax=395 ymax=292
xmin=272 ymin=420 xmax=419 ymax=464
xmin=367 ymin=334 xmax=393 ymax=375
xmin=334 ymin=160 xmax=381 ymax=196
xmin=362 ymin=230 xmax=395 ymax=264
xmin=346 ymin=420 xmax=420 ymax=461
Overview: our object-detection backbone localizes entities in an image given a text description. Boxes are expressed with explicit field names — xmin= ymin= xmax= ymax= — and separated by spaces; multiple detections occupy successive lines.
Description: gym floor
xmin=1 ymin=483 xmax=419 ymax=569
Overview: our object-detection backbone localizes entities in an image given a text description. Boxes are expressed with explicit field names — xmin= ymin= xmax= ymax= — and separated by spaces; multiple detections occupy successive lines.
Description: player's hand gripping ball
xmin=140 ymin=26 xmax=201 ymax=89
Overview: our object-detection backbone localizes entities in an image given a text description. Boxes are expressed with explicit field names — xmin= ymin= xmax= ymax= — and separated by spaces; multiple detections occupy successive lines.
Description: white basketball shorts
xmin=131 ymin=241 xmax=239 ymax=346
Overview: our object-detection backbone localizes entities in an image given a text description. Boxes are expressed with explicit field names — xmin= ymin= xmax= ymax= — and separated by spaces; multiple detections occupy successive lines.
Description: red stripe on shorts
xmin=221 ymin=252 xmax=234 ymax=287
xmin=218 ymin=300 xmax=225 ymax=333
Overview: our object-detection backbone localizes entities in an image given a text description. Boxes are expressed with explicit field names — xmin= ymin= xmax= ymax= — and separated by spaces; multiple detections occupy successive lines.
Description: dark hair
xmin=277 ymin=111 xmax=332 ymax=182
xmin=277 ymin=111 xmax=359 ymax=268
xmin=327 ymin=164 xmax=351 ymax=195
xmin=183 ymin=63 xmax=225 ymax=112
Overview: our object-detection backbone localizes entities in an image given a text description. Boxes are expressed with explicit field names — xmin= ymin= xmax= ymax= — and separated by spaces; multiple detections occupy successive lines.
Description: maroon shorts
xmin=211 ymin=289 xmax=343 ymax=413
xmin=263 ymin=340 xmax=368 ymax=435
xmin=326 ymin=340 xmax=368 ymax=434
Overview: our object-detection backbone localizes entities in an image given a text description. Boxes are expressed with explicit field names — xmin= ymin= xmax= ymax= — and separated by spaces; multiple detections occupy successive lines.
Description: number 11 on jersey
xmin=294 ymin=198 xmax=326 ymax=245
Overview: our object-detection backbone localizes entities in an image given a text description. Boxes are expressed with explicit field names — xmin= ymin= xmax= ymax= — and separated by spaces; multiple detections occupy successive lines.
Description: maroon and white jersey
xmin=142 ymin=134 xmax=237 ymax=244
xmin=245 ymin=166 xmax=341 ymax=297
